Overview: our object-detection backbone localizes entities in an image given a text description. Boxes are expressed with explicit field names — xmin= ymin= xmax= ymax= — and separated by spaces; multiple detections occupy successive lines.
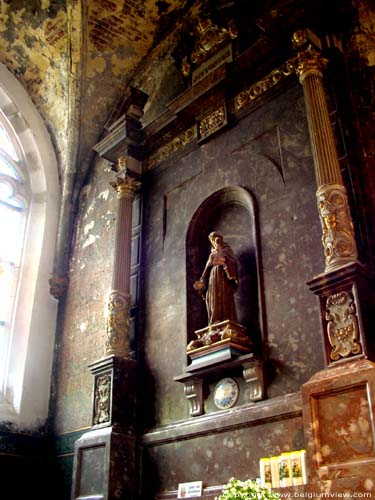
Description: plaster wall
xmin=53 ymin=157 xmax=116 ymax=434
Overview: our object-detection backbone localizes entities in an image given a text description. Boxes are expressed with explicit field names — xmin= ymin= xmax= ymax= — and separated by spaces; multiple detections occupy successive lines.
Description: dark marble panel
xmin=0 ymin=429 xmax=46 ymax=456
xmin=72 ymin=427 xmax=137 ymax=500
xmin=78 ymin=444 xmax=106 ymax=497
xmin=141 ymin=409 xmax=304 ymax=498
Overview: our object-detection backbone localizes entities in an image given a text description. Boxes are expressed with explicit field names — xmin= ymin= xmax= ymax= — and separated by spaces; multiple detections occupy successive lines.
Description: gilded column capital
xmin=295 ymin=46 xmax=327 ymax=84
xmin=110 ymin=174 xmax=141 ymax=199
xmin=105 ymin=289 xmax=131 ymax=357
xmin=109 ymin=156 xmax=141 ymax=199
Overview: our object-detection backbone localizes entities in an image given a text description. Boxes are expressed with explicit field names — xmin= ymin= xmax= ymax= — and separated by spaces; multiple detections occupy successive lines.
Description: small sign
xmin=192 ymin=44 xmax=232 ymax=85
xmin=178 ymin=481 xmax=203 ymax=498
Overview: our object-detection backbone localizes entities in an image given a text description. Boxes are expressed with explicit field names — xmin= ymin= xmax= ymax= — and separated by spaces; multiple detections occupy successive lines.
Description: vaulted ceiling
xmin=0 ymin=0 xmax=371 ymax=191
xmin=0 ymin=0 xmax=193 ymax=185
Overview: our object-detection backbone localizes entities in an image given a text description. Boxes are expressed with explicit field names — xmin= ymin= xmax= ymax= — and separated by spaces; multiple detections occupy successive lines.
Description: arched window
xmin=0 ymin=63 xmax=59 ymax=428
xmin=0 ymin=119 xmax=31 ymax=393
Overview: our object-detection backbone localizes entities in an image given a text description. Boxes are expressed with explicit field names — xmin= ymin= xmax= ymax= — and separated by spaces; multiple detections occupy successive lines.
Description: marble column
xmin=294 ymin=34 xmax=357 ymax=272
xmin=71 ymin=161 xmax=141 ymax=500
xmin=290 ymin=31 xmax=375 ymax=367
xmin=105 ymin=158 xmax=141 ymax=359
xmin=71 ymin=86 xmax=147 ymax=500
xmin=294 ymin=32 xmax=375 ymax=490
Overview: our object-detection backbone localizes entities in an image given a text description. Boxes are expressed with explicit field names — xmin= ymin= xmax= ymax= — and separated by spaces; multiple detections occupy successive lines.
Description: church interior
xmin=0 ymin=0 xmax=375 ymax=498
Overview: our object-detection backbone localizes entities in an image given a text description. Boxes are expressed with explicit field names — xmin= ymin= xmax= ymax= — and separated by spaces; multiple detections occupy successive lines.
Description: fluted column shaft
xmin=113 ymin=184 xmax=136 ymax=290
xmin=296 ymin=46 xmax=358 ymax=271
xmin=105 ymin=159 xmax=141 ymax=357
xmin=299 ymin=69 xmax=341 ymax=186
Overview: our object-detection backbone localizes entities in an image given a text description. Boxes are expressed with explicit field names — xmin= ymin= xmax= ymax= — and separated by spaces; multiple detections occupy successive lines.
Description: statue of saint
xmin=194 ymin=232 xmax=238 ymax=325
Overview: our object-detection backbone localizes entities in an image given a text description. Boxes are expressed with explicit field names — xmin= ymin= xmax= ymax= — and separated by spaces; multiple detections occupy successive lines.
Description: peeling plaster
xmin=98 ymin=189 xmax=109 ymax=200
xmin=82 ymin=233 xmax=99 ymax=248
xmin=84 ymin=220 xmax=95 ymax=235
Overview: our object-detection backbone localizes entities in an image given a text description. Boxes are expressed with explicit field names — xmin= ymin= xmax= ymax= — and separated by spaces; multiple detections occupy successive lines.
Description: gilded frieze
xmin=145 ymin=58 xmax=300 ymax=170
xmin=326 ymin=291 xmax=362 ymax=361
xmin=198 ymin=106 xmax=226 ymax=141
xmin=230 ymin=59 xmax=297 ymax=113
xmin=145 ymin=126 xmax=196 ymax=171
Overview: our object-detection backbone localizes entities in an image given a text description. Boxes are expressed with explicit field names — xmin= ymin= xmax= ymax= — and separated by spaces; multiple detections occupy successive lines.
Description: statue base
xmin=187 ymin=338 xmax=253 ymax=371
xmin=187 ymin=320 xmax=251 ymax=352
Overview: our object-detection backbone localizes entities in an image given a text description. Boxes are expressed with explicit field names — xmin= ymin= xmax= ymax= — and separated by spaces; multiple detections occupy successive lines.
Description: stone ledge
xmin=141 ymin=391 xmax=302 ymax=447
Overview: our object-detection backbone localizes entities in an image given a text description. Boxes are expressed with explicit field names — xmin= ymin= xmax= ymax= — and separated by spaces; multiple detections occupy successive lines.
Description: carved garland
xmin=93 ymin=373 xmax=111 ymax=425
xmin=146 ymin=57 xmax=299 ymax=171
xmin=326 ymin=291 xmax=362 ymax=361
xmin=145 ymin=126 xmax=196 ymax=171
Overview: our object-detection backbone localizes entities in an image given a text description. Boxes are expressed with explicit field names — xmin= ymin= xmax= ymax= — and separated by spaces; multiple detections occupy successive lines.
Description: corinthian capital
xmin=295 ymin=45 xmax=327 ymax=83
xmin=110 ymin=174 xmax=141 ymax=199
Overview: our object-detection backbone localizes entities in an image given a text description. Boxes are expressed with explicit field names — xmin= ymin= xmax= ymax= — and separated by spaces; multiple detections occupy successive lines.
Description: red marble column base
xmin=301 ymin=358 xmax=375 ymax=494
xmin=307 ymin=262 xmax=375 ymax=367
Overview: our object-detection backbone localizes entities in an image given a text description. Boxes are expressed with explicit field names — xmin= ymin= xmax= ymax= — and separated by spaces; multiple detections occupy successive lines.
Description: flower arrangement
xmin=217 ymin=478 xmax=280 ymax=500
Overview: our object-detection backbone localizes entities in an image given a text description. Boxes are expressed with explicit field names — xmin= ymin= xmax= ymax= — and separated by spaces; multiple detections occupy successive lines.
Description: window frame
xmin=0 ymin=62 xmax=60 ymax=429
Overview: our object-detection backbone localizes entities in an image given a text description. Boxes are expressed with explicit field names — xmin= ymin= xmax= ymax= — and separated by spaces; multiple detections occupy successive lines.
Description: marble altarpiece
xmin=65 ymin=7 xmax=375 ymax=500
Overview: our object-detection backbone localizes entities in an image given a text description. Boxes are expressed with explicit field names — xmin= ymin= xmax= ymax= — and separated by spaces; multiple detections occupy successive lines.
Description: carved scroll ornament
xmin=326 ymin=291 xmax=362 ymax=361
xmin=184 ymin=379 xmax=204 ymax=417
xmin=145 ymin=126 xmax=196 ymax=171
xmin=190 ymin=18 xmax=237 ymax=66
xmin=231 ymin=59 xmax=297 ymax=113
xmin=93 ymin=374 xmax=111 ymax=425
xmin=106 ymin=290 xmax=131 ymax=357
xmin=317 ymin=184 xmax=358 ymax=271
xmin=199 ymin=106 xmax=226 ymax=140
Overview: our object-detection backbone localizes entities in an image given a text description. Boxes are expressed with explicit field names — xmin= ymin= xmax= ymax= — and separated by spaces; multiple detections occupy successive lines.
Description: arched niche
xmin=186 ymin=186 xmax=264 ymax=352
